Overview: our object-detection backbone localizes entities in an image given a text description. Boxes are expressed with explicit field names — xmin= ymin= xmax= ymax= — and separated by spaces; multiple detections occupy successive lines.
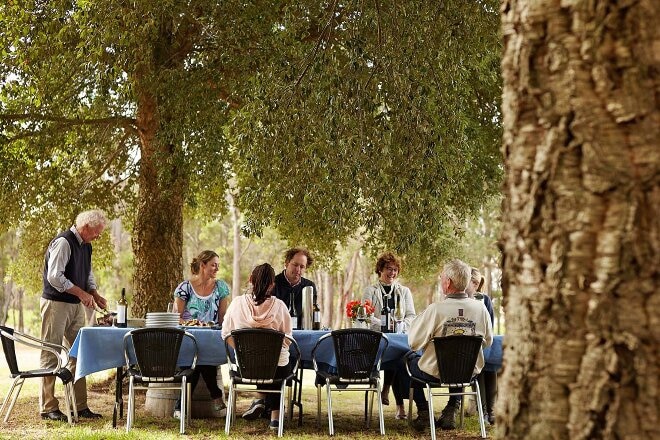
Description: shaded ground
xmin=0 ymin=345 xmax=492 ymax=439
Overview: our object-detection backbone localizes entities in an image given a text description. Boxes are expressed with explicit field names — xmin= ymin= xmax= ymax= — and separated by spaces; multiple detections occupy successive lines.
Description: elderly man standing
xmin=407 ymin=259 xmax=493 ymax=431
xmin=40 ymin=209 xmax=108 ymax=421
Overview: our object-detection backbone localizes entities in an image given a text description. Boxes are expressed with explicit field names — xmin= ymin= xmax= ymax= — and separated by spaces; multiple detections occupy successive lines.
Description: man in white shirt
xmin=407 ymin=259 xmax=493 ymax=431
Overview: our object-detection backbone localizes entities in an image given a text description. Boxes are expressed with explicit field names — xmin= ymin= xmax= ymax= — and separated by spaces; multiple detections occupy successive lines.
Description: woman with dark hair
xmin=221 ymin=263 xmax=292 ymax=431
xmin=172 ymin=250 xmax=230 ymax=418
xmin=362 ymin=252 xmax=416 ymax=420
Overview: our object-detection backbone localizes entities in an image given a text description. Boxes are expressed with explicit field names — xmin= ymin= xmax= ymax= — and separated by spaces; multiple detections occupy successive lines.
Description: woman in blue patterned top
xmin=172 ymin=250 xmax=230 ymax=418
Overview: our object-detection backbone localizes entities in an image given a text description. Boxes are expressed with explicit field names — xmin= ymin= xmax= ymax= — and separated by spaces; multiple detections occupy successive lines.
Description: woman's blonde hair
xmin=190 ymin=250 xmax=219 ymax=275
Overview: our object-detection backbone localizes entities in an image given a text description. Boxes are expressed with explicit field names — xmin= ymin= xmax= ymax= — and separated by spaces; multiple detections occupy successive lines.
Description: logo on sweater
xmin=442 ymin=316 xmax=476 ymax=336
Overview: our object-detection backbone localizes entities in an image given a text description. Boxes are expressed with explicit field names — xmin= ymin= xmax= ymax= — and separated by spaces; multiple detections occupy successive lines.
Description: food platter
xmin=179 ymin=325 xmax=221 ymax=330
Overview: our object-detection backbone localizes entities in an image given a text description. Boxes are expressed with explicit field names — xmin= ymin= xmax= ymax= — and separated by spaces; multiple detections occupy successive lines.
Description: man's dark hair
xmin=283 ymin=247 xmax=314 ymax=267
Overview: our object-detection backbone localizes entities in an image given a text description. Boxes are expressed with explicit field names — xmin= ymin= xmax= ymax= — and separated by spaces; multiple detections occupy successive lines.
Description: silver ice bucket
xmin=301 ymin=286 xmax=314 ymax=330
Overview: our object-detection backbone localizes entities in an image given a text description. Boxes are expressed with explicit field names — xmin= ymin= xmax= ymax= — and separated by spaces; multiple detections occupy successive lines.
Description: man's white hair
xmin=75 ymin=209 xmax=107 ymax=229
xmin=443 ymin=259 xmax=471 ymax=291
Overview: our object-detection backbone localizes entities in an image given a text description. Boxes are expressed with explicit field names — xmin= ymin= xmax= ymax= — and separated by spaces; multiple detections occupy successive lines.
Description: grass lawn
xmin=0 ymin=345 xmax=492 ymax=439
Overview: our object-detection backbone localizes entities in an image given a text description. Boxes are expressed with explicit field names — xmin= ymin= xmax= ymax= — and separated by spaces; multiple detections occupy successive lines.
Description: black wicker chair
xmin=0 ymin=325 xmax=77 ymax=424
xmin=406 ymin=335 xmax=487 ymax=439
xmin=224 ymin=328 xmax=300 ymax=437
xmin=312 ymin=328 xmax=389 ymax=436
xmin=123 ymin=327 xmax=198 ymax=434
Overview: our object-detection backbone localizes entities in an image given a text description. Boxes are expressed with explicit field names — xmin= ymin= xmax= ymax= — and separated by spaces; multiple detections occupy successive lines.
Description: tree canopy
xmin=1 ymin=0 xmax=501 ymax=309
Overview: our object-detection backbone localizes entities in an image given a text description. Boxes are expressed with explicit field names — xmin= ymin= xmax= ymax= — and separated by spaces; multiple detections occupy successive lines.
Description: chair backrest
xmin=331 ymin=329 xmax=384 ymax=380
xmin=0 ymin=326 xmax=19 ymax=375
xmin=228 ymin=328 xmax=284 ymax=380
xmin=433 ymin=335 xmax=482 ymax=385
xmin=127 ymin=328 xmax=186 ymax=378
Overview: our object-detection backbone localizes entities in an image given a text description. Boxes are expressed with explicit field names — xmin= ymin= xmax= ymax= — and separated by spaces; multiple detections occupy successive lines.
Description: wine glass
xmin=356 ymin=306 xmax=367 ymax=329
xmin=393 ymin=306 xmax=405 ymax=333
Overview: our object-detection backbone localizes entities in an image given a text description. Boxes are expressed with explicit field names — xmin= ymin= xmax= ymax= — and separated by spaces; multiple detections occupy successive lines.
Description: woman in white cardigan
xmin=362 ymin=252 xmax=416 ymax=419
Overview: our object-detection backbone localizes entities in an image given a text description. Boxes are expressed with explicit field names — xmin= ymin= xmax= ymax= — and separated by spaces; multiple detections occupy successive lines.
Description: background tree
xmin=499 ymin=0 xmax=659 ymax=439
xmin=1 ymin=1 xmax=501 ymax=315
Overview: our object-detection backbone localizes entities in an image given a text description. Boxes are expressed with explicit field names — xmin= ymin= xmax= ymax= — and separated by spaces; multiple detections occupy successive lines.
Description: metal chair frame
xmin=123 ymin=327 xmax=198 ymax=434
xmin=0 ymin=325 xmax=77 ymax=424
xmin=224 ymin=328 xmax=300 ymax=437
xmin=406 ymin=335 xmax=487 ymax=439
xmin=312 ymin=328 xmax=389 ymax=436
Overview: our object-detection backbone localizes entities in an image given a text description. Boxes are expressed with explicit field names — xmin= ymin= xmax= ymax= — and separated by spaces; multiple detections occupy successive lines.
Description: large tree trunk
xmin=131 ymin=91 xmax=186 ymax=318
xmin=499 ymin=1 xmax=659 ymax=439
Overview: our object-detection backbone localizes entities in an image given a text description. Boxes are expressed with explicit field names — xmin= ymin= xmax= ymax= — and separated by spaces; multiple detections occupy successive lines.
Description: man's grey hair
xmin=75 ymin=209 xmax=108 ymax=229
xmin=443 ymin=259 xmax=471 ymax=291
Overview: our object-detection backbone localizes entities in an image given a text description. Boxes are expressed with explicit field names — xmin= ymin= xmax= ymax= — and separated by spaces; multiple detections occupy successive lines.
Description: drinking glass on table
xmin=356 ymin=306 xmax=367 ymax=329
xmin=393 ymin=307 xmax=405 ymax=333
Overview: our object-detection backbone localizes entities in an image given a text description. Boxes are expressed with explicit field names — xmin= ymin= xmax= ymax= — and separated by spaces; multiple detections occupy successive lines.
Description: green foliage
xmin=1 ymin=0 xmax=502 ymax=297
xmin=230 ymin=0 xmax=502 ymax=274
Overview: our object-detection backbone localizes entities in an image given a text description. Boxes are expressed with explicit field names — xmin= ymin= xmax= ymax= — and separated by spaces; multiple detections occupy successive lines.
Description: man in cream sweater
xmin=407 ymin=259 xmax=493 ymax=431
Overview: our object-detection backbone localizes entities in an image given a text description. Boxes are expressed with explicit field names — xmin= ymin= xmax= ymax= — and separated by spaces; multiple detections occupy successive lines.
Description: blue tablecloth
xmin=483 ymin=335 xmax=503 ymax=372
xmin=69 ymin=327 xmax=502 ymax=381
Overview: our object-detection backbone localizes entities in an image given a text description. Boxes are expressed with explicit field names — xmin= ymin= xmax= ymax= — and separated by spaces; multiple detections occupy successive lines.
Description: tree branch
xmin=0 ymin=113 xmax=136 ymax=128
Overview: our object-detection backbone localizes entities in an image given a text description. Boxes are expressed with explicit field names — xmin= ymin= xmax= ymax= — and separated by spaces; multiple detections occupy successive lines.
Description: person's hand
xmin=77 ymin=290 xmax=96 ymax=308
xmin=93 ymin=292 xmax=108 ymax=310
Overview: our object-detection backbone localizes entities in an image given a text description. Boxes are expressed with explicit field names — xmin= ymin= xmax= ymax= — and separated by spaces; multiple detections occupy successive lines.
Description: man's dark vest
xmin=42 ymin=229 xmax=92 ymax=303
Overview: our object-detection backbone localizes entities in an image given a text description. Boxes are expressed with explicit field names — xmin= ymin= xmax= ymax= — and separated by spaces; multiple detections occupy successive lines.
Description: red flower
xmin=346 ymin=299 xmax=375 ymax=319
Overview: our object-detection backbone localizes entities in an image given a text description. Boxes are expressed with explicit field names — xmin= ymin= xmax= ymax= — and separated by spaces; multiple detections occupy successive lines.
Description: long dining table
xmin=69 ymin=326 xmax=503 ymax=427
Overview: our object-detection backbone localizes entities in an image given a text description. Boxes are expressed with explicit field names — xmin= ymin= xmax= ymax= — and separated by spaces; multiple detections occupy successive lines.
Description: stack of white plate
xmin=145 ymin=312 xmax=180 ymax=328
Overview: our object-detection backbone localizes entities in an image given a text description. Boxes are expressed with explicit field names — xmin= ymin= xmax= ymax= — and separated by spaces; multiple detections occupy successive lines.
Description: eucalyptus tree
xmin=499 ymin=0 xmax=659 ymax=438
xmin=1 ymin=0 xmax=501 ymax=315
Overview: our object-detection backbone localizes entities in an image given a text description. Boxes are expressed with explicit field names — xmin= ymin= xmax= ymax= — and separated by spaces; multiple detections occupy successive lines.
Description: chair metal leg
xmin=459 ymin=391 xmax=465 ymax=428
xmin=316 ymin=385 xmax=322 ymax=428
xmin=296 ymin=369 xmax=303 ymax=426
xmin=225 ymin=381 xmax=234 ymax=435
xmin=69 ymin=382 xmax=78 ymax=423
xmin=126 ymin=378 xmax=134 ymax=432
xmin=287 ymin=382 xmax=293 ymax=422
xmin=1 ymin=377 xmax=23 ymax=423
xmin=180 ymin=379 xmax=187 ymax=434
xmin=407 ymin=385 xmax=414 ymax=426
xmin=326 ymin=380 xmax=334 ymax=436
xmin=186 ymin=381 xmax=192 ymax=427
xmin=474 ymin=381 xmax=487 ymax=438
xmin=62 ymin=383 xmax=73 ymax=425
xmin=376 ymin=379 xmax=385 ymax=435
xmin=278 ymin=382 xmax=286 ymax=437
xmin=427 ymin=384 xmax=436 ymax=440
xmin=365 ymin=390 xmax=372 ymax=427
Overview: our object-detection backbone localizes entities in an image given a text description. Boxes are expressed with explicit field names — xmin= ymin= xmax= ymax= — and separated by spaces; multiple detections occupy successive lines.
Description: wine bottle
xmin=312 ymin=300 xmax=321 ymax=330
xmin=116 ymin=288 xmax=128 ymax=328
xmin=381 ymin=295 xmax=390 ymax=333
xmin=290 ymin=297 xmax=299 ymax=330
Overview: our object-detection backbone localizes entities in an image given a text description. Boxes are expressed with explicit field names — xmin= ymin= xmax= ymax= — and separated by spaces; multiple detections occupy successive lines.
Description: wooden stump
xmin=144 ymin=366 xmax=226 ymax=418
